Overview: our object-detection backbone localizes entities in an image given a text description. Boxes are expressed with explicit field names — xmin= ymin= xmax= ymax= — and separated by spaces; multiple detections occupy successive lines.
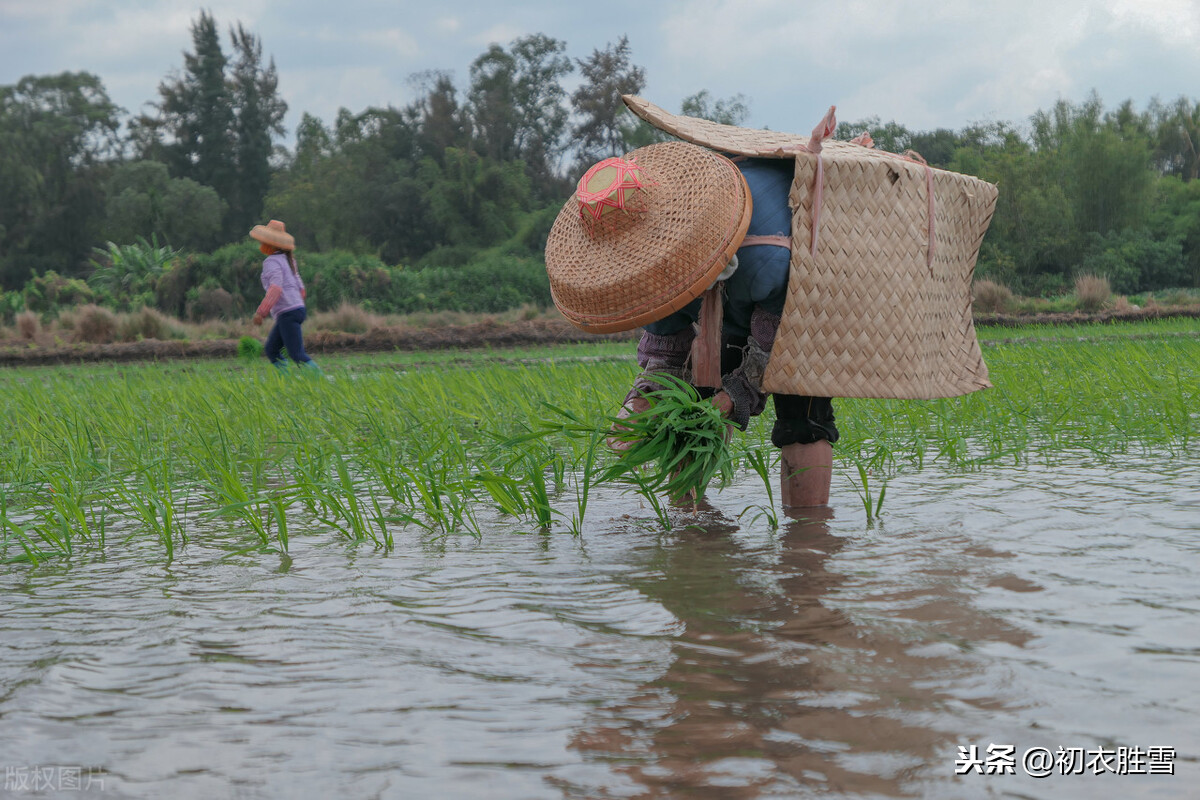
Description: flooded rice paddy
xmin=2 ymin=455 xmax=1196 ymax=799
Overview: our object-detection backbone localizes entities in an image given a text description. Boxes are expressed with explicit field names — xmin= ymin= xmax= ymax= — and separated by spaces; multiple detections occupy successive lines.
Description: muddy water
xmin=2 ymin=457 xmax=1196 ymax=799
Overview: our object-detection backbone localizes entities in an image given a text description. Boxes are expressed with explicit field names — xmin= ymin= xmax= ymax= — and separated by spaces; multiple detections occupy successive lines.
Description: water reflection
xmin=572 ymin=505 xmax=1032 ymax=798
xmin=4 ymin=460 xmax=1194 ymax=798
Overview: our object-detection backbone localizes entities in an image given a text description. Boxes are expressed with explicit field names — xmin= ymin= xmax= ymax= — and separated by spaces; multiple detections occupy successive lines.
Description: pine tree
xmin=229 ymin=23 xmax=287 ymax=236
xmin=156 ymin=12 xmax=236 ymax=205
xmin=139 ymin=12 xmax=287 ymax=240
xmin=569 ymin=36 xmax=646 ymax=168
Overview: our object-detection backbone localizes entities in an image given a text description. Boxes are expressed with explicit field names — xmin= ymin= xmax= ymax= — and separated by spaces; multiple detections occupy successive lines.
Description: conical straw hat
xmin=249 ymin=219 xmax=295 ymax=251
xmin=545 ymin=141 xmax=752 ymax=333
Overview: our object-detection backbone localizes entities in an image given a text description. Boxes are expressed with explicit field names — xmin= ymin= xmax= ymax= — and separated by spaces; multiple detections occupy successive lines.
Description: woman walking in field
xmin=250 ymin=219 xmax=319 ymax=372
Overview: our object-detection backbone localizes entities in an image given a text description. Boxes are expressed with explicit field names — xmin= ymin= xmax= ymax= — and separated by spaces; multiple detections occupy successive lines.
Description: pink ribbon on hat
xmin=574 ymin=156 xmax=651 ymax=235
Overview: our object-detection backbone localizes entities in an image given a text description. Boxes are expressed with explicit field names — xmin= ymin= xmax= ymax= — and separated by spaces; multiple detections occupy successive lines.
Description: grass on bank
xmin=0 ymin=302 xmax=560 ymax=349
xmin=2 ymin=273 xmax=1199 ymax=351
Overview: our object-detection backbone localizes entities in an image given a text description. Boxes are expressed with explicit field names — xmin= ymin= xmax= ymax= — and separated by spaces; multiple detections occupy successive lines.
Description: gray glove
xmin=720 ymin=307 xmax=780 ymax=429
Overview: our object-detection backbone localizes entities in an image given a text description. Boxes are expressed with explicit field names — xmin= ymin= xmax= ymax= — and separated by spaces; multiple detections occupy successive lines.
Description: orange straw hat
xmin=248 ymin=219 xmax=295 ymax=251
xmin=545 ymin=141 xmax=752 ymax=333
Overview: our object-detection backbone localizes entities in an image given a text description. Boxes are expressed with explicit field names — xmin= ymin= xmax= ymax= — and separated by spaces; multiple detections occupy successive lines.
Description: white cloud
xmin=289 ymin=64 xmax=405 ymax=122
xmin=649 ymin=0 xmax=1200 ymax=133
xmin=1109 ymin=0 xmax=1200 ymax=45
xmin=358 ymin=27 xmax=421 ymax=59
xmin=469 ymin=23 xmax=524 ymax=48
xmin=5 ymin=0 xmax=1200 ymax=146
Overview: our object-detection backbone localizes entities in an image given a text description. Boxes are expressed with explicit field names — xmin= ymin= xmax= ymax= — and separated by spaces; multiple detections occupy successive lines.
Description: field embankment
xmin=2 ymin=305 xmax=1199 ymax=367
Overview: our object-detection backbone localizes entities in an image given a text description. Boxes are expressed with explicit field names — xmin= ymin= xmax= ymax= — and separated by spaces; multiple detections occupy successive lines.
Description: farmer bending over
xmin=545 ymin=141 xmax=837 ymax=508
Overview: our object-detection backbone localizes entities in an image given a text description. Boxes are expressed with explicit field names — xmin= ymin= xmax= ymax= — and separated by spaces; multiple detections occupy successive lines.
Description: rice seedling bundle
xmin=601 ymin=373 xmax=735 ymax=502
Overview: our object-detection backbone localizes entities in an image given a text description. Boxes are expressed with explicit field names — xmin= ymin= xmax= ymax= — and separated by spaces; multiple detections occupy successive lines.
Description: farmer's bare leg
xmin=773 ymin=395 xmax=839 ymax=508
xmin=779 ymin=440 xmax=833 ymax=507
xmin=720 ymin=305 xmax=839 ymax=509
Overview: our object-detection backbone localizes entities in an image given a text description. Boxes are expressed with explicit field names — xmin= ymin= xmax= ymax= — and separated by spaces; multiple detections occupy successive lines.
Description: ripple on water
xmin=1 ymin=455 xmax=1197 ymax=799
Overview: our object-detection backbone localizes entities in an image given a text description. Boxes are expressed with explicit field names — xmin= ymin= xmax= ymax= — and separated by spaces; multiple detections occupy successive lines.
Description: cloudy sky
xmin=3 ymin=0 xmax=1200 ymax=146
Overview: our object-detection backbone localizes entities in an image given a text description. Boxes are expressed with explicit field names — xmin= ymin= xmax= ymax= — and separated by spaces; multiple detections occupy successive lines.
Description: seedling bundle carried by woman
xmin=545 ymin=96 xmax=998 ymax=508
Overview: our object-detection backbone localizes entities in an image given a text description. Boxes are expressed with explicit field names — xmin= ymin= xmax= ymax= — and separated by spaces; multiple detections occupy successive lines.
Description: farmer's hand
xmin=252 ymin=313 xmax=264 ymax=327
xmin=711 ymin=391 xmax=734 ymax=418
xmin=606 ymin=393 xmax=652 ymax=452
xmin=711 ymin=391 xmax=736 ymax=444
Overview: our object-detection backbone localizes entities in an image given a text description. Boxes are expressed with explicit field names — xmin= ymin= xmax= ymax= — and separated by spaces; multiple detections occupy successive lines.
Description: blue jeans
xmin=264 ymin=307 xmax=313 ymax=366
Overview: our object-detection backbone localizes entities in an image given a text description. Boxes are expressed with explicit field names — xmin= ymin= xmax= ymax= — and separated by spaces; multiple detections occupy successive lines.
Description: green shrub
xmin=88 ymin=235 xmax=180 ymax=310
xmin=498 ymin=204 xmax=560 ymax=258
xmin=186 ymin=285 xmax=236 ymax=321
xmin=119 ymin=306 xmax=176 ymax=341
xmin=1080 ymin=229 xmax=1188 ymax=294
xmin=189 ymin=243 xmax=264 ymax=310
xmin=396 ymin=255 xmax=552 ymax=313
xmin=311 ymin=302 xmax=381 ymax=334
xmin=16 ymin=310 xmax=39 ymax=340
xmin=23 ymin=271 xmax=95 ymax=314
xmin=155 ymin=257 xmax=196 ymax=318
xmin=415 ymin=244 xmax=478 ymax=269
xmin=0 ymin=289 xmax=23 ymax=323
xmin=126 ymin=244 xmax=553 ymax=319
xmin=303 ymin=251 xmax=395 ymax=311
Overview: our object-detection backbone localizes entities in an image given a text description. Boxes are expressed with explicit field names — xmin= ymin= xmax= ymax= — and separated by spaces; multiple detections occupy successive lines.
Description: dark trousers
xmin=719 ymin=331 xmax=838 ymax=446
xmin=264 ymin=307 xmax=312 ymax=365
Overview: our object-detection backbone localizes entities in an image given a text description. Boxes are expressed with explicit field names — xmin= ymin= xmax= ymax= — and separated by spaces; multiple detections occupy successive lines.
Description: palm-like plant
xmin=88 ymin=234 xmax=180 ymax=299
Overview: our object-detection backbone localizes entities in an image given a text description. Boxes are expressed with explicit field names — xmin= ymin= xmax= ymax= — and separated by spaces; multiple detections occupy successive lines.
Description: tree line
xmin=2 ymin=11 xmax=1198 ymax=320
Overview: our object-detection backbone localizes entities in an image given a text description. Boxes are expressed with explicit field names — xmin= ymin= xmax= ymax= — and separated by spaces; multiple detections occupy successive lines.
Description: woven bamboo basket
xmin=623 ymin=95 xmax=998 ymax=400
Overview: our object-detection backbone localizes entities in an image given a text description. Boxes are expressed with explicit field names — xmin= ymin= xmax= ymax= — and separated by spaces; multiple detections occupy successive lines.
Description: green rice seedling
xmin=110 ymin=468 xmax=183 ymax=560
xmin=602 ymin=373 xmax=736 ymax=503
xmin=310 ymin=457 xmax=398 ymax=549
xmin=473 ymin=470 xmax=529 ymax=519
xmin=1 ymin=319 xmax=1195 ymax=560
xmin=521 ymin=454 xmax=556 ymax=530
xmin=564 ymin=430 xmax=605 ymax=536
xmin=547 ymin=448 xmax=568 ymax=494
xmin=362 ymin=452 xmax=418 ymax=510
xmin=623 ymin=468 xmax=673 ymax=530
xmin=365 ymin=489 xmax=401 ymax=551
xmin=267 ymin=497 xmax=290 ymax=553
xmin=294 ymin=454 xmax=378 ymax=547
xmin=845 ymin=457 xmax=887 ymax=526
xmin=330 ymin=456 xmax=372 ymax=542
xmin=738 ymin=445 xmax=779 ymax=531
xmin=18 ymin=501 xmax=75 ymax=561
xmin=1 ymin=495 xmax=59 ymax=565
xmin=196 ymin=428 xmax=274 ymax=550
xmin=40 ymin=465 xmax=106 ymax=549
xmin=398 ymin=460 xmax=479 ymax=538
